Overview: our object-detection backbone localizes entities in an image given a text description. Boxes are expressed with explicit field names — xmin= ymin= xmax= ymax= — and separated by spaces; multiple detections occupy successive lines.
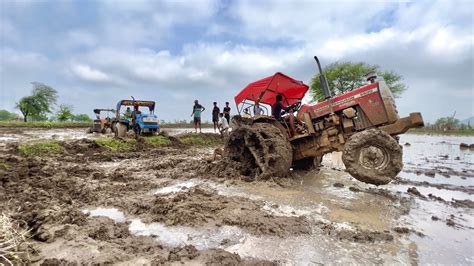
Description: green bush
xmin=95 ymin=138 xmax=136 ymax=152
xmin=19 ymin=141 xmax=63 ymax=156
xmin=144 ymin=136 xmax=171 ymax=146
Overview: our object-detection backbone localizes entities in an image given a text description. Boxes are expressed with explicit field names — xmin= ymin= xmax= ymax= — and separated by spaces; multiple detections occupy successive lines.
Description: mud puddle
xmin=83 ymin=208 xmax=126 ymax=223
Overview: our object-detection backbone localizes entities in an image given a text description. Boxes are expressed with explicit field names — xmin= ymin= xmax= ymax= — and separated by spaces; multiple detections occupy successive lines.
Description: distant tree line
xmin=424 ymin=116 xmax=471 ymax=131
xmin=0 ymin=82 xmax=92 ymax=122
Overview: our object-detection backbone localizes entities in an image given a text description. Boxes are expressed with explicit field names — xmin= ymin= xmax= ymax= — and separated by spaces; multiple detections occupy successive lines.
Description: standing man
xmin=212 ymin=102 xmax=220 ymax=133
xmin=223 ymin=102 xmax=231 ymax=123
xmin=191 ymin=100 xmax=205 ymax=133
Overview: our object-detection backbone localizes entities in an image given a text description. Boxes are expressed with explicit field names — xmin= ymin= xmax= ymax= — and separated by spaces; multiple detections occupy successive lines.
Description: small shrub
xmin=18 ymin=141 xmax=63 ymax=156
xmin=95 ymin=138 xmax=136 ymax=152
xmin=144 ymin=135 xmax=171 ymax=146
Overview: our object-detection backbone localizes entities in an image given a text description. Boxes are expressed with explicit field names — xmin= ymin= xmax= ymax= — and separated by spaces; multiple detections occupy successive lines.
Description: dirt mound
xmin=128 ymin=187 xmax=311 ymax=237
xmin=208 ymin=123 xmax=292 ymax=181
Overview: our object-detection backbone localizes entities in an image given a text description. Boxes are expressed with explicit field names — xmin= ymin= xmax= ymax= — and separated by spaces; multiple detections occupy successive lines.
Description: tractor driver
xmin=131 ymin=104 xmax=142 ymax=123
xmin=271 ymin=94 xmax=287 ymax=120
xmin=123 ymin=107 xmax=132 ymax=120
xmin=272 ymin=94 xmax=297 ymax=137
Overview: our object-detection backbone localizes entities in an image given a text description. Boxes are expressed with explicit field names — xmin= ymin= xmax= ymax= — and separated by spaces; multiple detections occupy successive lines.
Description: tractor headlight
xmin=142 ymin=116 xmax=158 ymax=123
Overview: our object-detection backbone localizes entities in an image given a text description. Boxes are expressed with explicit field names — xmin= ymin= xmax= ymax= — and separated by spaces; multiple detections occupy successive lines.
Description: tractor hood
xmin=234 ymin=72 xmax=309 ymax=108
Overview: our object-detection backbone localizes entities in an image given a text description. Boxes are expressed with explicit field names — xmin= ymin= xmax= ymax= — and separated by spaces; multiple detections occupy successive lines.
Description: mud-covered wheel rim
xmin=358 ymin=145 xmax=390 ymax=170
xmin=342 ymin=129 xmax=403 ymax=185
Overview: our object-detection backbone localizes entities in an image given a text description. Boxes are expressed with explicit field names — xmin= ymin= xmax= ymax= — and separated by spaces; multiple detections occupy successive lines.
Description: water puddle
xmin=129 ymin=219 xmax=244 ymax=249
xmin=225 ymin=231 xmax=405 ymax=264
xmin=82 ymin=207 xmax=126 ymax=223
xmin=399 ymin=199 xmax=474 ymax=264
xmin=153 ymin=180 xmax=199 ymax=195
xmin=0 ymin=136 xmax=18 ymax=142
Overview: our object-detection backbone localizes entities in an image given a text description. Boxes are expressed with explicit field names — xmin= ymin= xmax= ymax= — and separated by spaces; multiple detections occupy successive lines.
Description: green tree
xmin=16 ymin=82 xmax=58 ymax=122
xmin=433 ymin=116 xmax=460 ymax=131
xmin=57 ymin=104 xmax=73 ymax=122
xmin=72 ymin=114 xmax=92 ymax=122
xmin=310 ymin=62 xmax=407 ymax=101
xmin=0 ymin=109 xmax=20 ymax=121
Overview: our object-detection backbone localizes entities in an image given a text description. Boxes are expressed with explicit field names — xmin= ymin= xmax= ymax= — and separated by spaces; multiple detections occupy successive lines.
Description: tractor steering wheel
xmin=287 ymin=101 xmax=302 ymax=113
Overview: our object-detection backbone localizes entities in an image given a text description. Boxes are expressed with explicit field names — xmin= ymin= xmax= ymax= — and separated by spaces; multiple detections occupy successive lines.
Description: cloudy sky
xmin=0 ymin=0 xmax=472 ymax=122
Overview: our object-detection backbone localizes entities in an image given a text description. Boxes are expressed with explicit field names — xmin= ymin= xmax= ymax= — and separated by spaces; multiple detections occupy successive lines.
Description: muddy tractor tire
xmin=224 ymin=122 xmax=293 ymax=180
xmin=342 ymin=129 xmax=402 ymax=185
xmin=115 ymin=123 xmax=127 ymax=138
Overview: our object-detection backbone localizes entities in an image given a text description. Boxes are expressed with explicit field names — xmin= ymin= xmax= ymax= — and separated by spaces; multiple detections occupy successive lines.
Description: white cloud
xmin=0 ymin=0 xmax=472 ymax=122
xmin=71 ymin=64 xmax=112 ymax=83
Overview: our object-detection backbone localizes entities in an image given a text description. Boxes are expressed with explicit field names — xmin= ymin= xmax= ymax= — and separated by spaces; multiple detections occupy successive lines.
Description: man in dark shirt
xmin=212 ymin=102 xmax=220 ymax=133
xmin=223 ymin=102 xmax=231 ymax=123
xmin=272 ymin=94 xmax=287 ymax=120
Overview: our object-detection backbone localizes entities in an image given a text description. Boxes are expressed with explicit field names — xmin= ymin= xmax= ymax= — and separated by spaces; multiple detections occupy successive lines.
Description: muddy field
xmin=0 ymin=127 xmax=473 ymax=265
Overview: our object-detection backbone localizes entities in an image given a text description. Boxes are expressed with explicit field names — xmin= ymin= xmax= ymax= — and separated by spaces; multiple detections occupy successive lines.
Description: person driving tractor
xmin=271 ymin=94 xmax=287 ymax=120
xmin=123 ymin=107 xmax=132 ymax=120
xmin=272 ymin=94 xmax=297 ymax=137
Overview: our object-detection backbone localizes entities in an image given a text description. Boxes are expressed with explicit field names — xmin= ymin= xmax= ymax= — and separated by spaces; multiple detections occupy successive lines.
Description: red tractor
xmin=226 ymin=56 xmax=424 ymax=185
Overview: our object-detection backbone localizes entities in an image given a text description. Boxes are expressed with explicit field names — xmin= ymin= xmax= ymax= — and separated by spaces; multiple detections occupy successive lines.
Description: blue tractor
xmin=114 ymin=98 xmax=160 ymax=138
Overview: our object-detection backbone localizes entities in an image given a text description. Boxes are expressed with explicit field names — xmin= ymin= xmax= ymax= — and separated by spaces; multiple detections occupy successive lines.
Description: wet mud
xmin=0 ymin=128 xmax=473 ymax=264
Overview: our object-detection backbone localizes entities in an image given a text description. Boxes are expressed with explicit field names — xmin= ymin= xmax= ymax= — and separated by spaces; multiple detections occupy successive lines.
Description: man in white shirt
xmin=218 ymin=113 xmax=229 ymax=136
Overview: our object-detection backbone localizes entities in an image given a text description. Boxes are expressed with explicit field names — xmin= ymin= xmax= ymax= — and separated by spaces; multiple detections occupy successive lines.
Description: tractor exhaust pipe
xmin=314 ymin=56 xmax=331 ymax=99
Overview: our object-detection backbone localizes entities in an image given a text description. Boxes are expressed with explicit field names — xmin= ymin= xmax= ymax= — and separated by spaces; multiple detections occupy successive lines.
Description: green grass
xmin=0 ymin=121 xmax=90 ymax=128
xmin=95 ymin=138 xmax=137 ymax=152
xmin=19 ymin=141 xmax=63 ymax=157
xmin=408 ymin=128 xmax=474 ymax=136
xmin=143 ymin=135 xmax=172 ymax=146
xmin=177 ymin=134 xmax=222 ymax=146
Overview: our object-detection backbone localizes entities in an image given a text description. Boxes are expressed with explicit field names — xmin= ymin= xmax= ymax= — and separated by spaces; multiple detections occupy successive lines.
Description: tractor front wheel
xmin=342 ymin=129 xmax=402 ymax=185
xmin=115 ymin=123 xmax=127 ymax=138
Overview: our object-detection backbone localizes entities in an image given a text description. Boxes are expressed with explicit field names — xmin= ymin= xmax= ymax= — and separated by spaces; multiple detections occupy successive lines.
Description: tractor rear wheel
xmin=115 ymin=123 xmax=127 ymax=138
xmin=342 ymin=129 xmax=402 ymax=185
xmin=224 ymin=122 xmax=293 ymax=180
